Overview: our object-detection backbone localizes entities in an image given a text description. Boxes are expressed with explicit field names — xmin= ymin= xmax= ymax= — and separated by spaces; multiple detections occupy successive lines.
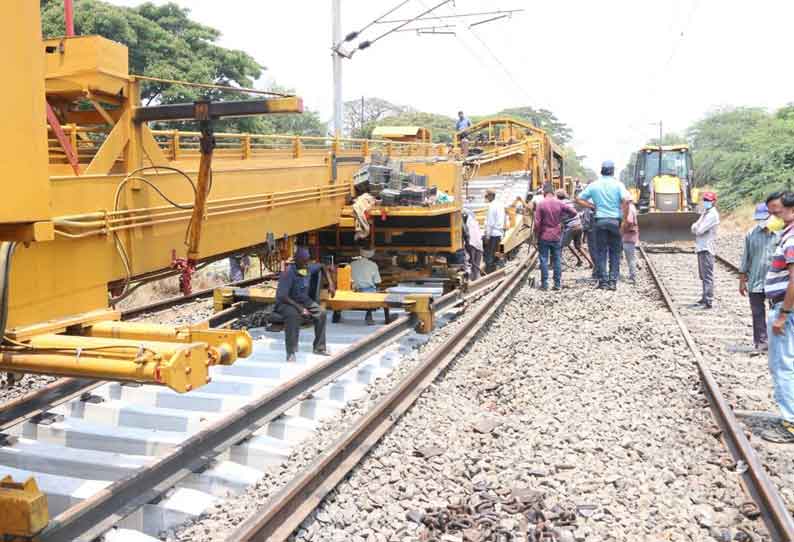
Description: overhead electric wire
xmin=376 ymin=9 xmax=524 ymax=24
xmin=131 ymin=76 xmax=292 ymax=98
xmin=340 ymin=0 xmax=413 ymax=45
xmin=358 ymin=0 xmax=454 ymax=49
xmin=394 ymin=23 xmax=456 ymax=33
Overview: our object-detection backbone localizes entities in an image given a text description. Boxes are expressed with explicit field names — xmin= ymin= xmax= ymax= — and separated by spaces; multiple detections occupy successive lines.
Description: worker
xmin=351 ymin=247 xmax=382 ymax=325
xmin=275 ymin=247 xmax=336 ymax=362
xmin=484 ymin=189 xmax=506 ymax=273
xmin=575 ymin=160 xmax=631 ymax=291
xmin=580 ymin=203 xmax=598 ymax=280
xmin=689 ymin=192 xmax=720 ymax=309
xmin=740 ymin=201 xmax=782 ymax=351
xmin=463 ymin=208 xmax=484 ymax=281
xmin=762 ymin=191 xmax=794 ymax=443
xmin=455 ymin=111 xmax=472 ymax=132
xmin=535 ymin=183 xmax=577 ymax=290
xmin=229 ymin=255 xmax=250 ymax=282
xmin=557 ymin=189 xmax=592 ymax=269
xmin=621 ymin=197 xmax=640 ymax=284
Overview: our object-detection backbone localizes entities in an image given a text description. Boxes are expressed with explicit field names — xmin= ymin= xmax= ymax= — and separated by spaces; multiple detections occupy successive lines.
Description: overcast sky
xmin=106 ymin=0 xmax=794 ymax=173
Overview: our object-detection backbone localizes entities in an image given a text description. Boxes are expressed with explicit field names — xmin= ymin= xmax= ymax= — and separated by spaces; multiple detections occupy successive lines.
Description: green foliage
xmin=39 ymin=0 xmax=324 ymax=135
xmin=481 ymin=107 xmax=573 ymax=144
xmin=344 ymin=98 xmax=405 ymax=138
xmin=686 ymin=106 xmax=794 ymax=210
xmin=562 ymin=147 xmax=597 ymax=182
xmin=363 ymin=111 xmax=457 ymax=143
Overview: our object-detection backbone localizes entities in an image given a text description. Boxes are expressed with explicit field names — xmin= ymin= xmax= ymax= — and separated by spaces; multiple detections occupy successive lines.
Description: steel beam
xmin=133 ymin=98 xmax=304 ymax=123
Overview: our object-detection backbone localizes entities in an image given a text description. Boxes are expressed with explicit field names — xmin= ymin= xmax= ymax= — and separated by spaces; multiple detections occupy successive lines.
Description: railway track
xmin=642 ymin=245 xmax=794 ymax=541
xmin=0 ymin=260 xmax=526 ymax=541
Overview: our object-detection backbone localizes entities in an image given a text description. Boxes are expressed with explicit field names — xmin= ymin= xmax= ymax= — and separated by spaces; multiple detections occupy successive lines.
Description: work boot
xmin=539 ymin=283 xmax=549 ymax=291
xmin=313 ymin=348 xmax=332 ymax=356
xmin=286 ymin=353 xmax=297 ymax=362
xmin=552 ymin=285 xmax=561 ymax=291
xmin=607 ymin=282 xmax=617 ymax=291
xmin=688 ymin=300 xmax=706 ymax=309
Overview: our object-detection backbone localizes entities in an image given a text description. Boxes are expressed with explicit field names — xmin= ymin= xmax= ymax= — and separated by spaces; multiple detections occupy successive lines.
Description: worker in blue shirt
xmin=575 ymin=160 xmax=631 ymax=290
xmin=455 ymin=111 xmax=472 ymax=132
xmin=275 ymin=247 xmax=336 ymax=362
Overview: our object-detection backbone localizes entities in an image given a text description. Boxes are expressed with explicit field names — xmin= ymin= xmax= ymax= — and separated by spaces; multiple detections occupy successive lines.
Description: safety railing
xmin=150 ymin=130 xmax=448 ymax=162
xmin=47 ymin=125 xmax=449 ymax=166
xmin=53 ymin=184 xmax=353 ymax=240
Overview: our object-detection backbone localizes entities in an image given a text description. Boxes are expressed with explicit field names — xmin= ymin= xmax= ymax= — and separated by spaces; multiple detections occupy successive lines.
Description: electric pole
xmin=332 ymin=0 xmax=343 ymax=138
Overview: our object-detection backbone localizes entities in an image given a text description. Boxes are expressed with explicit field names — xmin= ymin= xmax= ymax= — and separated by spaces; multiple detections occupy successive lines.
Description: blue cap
xmin=601 ymin=160 xmax=615 ymax=169
xmin=753 ymin=202 xmax=770 ymax=220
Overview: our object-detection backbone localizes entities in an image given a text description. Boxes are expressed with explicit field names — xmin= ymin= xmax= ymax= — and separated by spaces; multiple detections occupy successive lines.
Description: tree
xmin=562 ymin=147 xmax=597 ymax=183
xmin=344 ymin=98 xmax=405 ymax=137
xmin=482 ymin=106 xmax=574 ymax=145
xmin=363 ymin=111 xmax=457 ymax=143
xmin=39 ymin=0 xmax=325 ymax=135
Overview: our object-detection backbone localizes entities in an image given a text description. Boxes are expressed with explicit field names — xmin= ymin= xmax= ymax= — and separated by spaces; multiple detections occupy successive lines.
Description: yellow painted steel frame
xmin=3 ymin=27 xmax=452 ymax=331
xmin=0 ymin=475 xmax=48 ymax=539
xmin=457 ymin=118 xmax=565 ymax=192
xmin=214 ymin=285 xmax=435 ymax=334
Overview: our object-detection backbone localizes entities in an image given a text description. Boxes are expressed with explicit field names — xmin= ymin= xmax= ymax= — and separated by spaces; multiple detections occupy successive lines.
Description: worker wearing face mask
xmin=740 ymin=202 xmax=784 ymax=350
xmin=689 ymin=192 xmax=720 ymax=309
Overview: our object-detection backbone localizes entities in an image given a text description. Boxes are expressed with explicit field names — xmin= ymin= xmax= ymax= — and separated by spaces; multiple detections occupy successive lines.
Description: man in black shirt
xmin=275 ymin=247 xmax=336 ymax=361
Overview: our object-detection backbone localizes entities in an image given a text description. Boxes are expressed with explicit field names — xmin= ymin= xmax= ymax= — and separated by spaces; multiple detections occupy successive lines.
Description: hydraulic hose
xmin=0 ymin=241 xmax=17 ymax=342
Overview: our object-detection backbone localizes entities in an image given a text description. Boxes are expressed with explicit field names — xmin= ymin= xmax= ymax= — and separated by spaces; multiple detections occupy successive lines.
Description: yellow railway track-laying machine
xmin=0 ymin=2 xmax=465 ymax=395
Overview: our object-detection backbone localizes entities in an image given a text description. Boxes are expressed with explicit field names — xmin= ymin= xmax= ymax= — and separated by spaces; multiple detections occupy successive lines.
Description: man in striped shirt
xmin=762 ymin=191 xmax=794 ymax=442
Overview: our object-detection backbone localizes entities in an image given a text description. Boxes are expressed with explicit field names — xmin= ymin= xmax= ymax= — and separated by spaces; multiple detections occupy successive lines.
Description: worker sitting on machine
xmin=275 ymin=247 xmax=336 ymax=362
xmin=350 ymin=247 xmax=382 ymax=325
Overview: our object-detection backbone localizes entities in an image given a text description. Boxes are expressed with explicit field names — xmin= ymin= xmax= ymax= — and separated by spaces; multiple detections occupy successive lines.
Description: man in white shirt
xmin=351 ymin=247 xmax=382 ymax=324
xmin=484 ymin=189 xmax=506 ymax=273
xmin=690 ymin=191 xmax=720 ymax=309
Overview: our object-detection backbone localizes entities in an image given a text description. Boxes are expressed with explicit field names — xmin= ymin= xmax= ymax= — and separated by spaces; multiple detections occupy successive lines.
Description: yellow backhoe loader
xmin=632 ymin=144 xmax=700 ymax=243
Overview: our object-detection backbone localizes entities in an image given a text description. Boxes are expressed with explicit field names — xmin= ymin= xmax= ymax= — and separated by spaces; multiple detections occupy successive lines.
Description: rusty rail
xmin=640 ymin=245 xmax=794 ymax=541
xmin=227 ymin=252 xmax=537 ymax=541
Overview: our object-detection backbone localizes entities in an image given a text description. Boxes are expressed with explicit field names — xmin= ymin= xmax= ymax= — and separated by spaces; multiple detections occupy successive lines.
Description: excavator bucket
xmin=638 ymin=212 xmax=699 ymax=243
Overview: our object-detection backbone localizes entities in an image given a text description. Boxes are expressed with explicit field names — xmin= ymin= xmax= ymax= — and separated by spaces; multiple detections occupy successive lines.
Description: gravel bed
xmin=127 ymin=298 xmax=215 ymax=325
xmin=718 ymin=231 xmax=745 ymax=267
xmin=276 ymin=267 xmax=763 ymax=541
xmin=167 ymin=286 xmax=497 ymax=542
xmin=648 ymin=249 xmax=794 ymax=535
xmin=0 ymin=374 xmax=57 ymax=404
xmin=0 ymin=299 xmax=214 ymax=406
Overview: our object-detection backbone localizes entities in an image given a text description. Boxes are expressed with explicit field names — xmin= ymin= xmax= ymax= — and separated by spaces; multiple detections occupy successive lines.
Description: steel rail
xmin=36 ymin=266 xmax=516 ymax=542
xmin=0 ymin=267 xmax=502 ymax=434
xmin=228 ymin=252 xmax=536 ymax=542
xmin=0 ymin=278 xmax=260 ymax=430
xmin=640 ymin=245 xmax=794 ymax=541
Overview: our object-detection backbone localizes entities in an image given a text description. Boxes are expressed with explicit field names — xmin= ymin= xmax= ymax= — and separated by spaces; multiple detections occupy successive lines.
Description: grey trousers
xmin=623 ymin=242 xmax=637 ymax=281
xmin=697 ymin=251 xmax=715 ymax=306
xmin=466 ymin=245 xmax=483 ymax=281
xmin=749 ymin=292 xmax=768 ymax=347
xmin=276 ymin=302 xmax=327 ymax=356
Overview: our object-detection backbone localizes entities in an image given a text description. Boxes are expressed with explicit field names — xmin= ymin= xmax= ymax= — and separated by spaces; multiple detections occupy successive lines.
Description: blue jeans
xmin=768 ymin=304 xmax=794 ymax=422
xmin=595 ymin=219 xmax=621 ymax=284
xmin=538 ymin=239 xmax=561 ymax=288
